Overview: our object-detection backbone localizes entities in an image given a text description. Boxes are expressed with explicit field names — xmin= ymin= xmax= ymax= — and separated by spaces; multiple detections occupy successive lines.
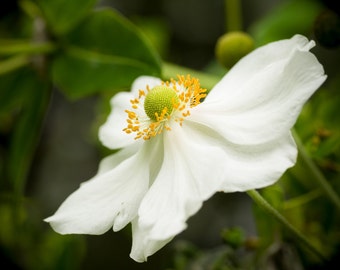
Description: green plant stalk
xmin=292 ymin=130 xmax=340 ymax=210
xmin=225 ymin=0 xmax=242 ymax=32
xmin=0 ymin=41 xmax=56 ymax=55
xmin=0 ymin=55 xmax=30 ymax=74
xmin=247 ymin=189 xmax=327 ymax=261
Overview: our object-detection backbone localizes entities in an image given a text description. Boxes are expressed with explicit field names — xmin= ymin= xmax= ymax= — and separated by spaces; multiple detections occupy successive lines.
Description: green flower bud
xmin=215 ymin=31 xmax=255 ymax=69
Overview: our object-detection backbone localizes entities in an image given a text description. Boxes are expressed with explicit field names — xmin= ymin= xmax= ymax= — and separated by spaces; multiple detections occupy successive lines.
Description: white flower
xmin=45 ymin=35 xmax=326 ymax=262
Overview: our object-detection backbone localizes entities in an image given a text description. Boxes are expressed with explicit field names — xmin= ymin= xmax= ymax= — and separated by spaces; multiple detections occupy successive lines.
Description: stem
xmin=224 ymin=0 xmax=242 ymax=32
xmin=0 ymin=55 xmax=30 ymax=74
xmin=292 ymin=130 xmax=340 ymax=210
xmin=0 ymin=41 xmax=56 ymax=55
xmin=247 ymin=189 xmax=327 ymax=261
xmin=162 ymin=62 xmax=221 ymax=91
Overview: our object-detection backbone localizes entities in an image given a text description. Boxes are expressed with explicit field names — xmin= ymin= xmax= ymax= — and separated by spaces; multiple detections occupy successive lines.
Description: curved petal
xmin=130 ymin=123 xmax=227 ymax=261
xmin=44 ymin=144 xmax=150 ymax=234
xmin=206 ymin=35 xmax=316 ymax=102
xmin=179 ymin=121 xmax=297 ymax=192
xmin=99 ymin=76 xmax=162 ymax=150
xmin=99 ymin=91 xmax=140 ymax=149
xmin=129 ymin=120 xmax=297 ymax=261
xmin=192 ymin=35 xmax=326 ymax=145
xmin=218 ymin=132 xmax=297 ymax=192
xmin=130 ymin=218 xmax=173 ymax=262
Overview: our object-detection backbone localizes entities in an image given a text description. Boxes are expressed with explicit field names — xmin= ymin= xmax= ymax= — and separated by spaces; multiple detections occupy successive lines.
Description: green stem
xmin=0 ymin=55 xmax=30 ymax=75
xmin=247 ymin=189 xmax=327 ymax=261
xmin=292 ymin=130 xmax=340 ymax=210
xmin=0 ymin=41 xmax=56 ymax=55
xmin=224 ymin=0 xmax=242 ymax=32
xmin=162 ymin=62 xmax=221 ymax=90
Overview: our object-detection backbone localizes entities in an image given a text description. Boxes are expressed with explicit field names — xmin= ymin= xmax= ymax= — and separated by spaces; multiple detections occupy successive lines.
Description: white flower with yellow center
xmin=45 ymin=35 xmax=326 ymax=262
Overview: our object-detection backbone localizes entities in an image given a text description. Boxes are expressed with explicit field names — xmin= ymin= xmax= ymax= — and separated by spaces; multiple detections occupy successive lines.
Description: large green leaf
xmin=36 ymin=0 xmax=97 ymax=35
xmin=249 ymin=0 xmax=322 ymax=46
xmin=6 ymin=69 xmax=50 ymax=196
xmin=52 ymin=9 xmax=162 ymax=99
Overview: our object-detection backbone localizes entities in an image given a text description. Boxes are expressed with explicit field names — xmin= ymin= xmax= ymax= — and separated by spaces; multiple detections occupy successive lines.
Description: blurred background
xmin=1 ymin=0 xmax=340 ymax=269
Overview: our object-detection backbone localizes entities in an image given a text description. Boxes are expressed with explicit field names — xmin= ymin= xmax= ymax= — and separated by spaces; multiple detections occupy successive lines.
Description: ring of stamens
xmin=123 ymin=74 xmax=207 ymax=140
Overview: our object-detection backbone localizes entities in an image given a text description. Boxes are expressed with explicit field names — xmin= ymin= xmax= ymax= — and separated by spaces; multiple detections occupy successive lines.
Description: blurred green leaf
xmin=295 ymin=77 xmax=340 ymax=163
xmin=36 ymin=0 xmax=97 ymax=35
xmin=52 ymin=8 xmax=162 ymax=99
xmin=249 ymin=0 xmax=322 ymax=46
xmin=6 ymin=69 xmax=50 ymax=196
xmin=35 ymin=233 xmax=86 ymax=270
xmin=132 ymin=16 xmax=171 ymax=57
xmin=53 ymin=46 xmax=158 ymax=98
xmin=0 ymin=199 xmax=26 ymax=248
xmin=0 ymin=68 xmax=33 ymax=113
xmin=314 ymin=132 xmax=340 ymax=158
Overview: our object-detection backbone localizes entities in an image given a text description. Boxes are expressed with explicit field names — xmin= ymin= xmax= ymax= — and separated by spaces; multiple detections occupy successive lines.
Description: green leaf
xmin=35 ymin=233 xmax=85 ymax=270
xmin=6 ymin=70 xmax=50 ymax=196
xmin=249 ymin=0 xmax=322 ymax=46
xmin=36 ymin=0 xmax=97 ymax=35
xmin=0 ymin=199 xmax=26 ymax=247
xmin=314 ymin=132 xmax=340 ymax=158
xmin=0 ymin=67 xmax=33 ymax=113
xmin=52 ymin=9 xmax=162 ymax=99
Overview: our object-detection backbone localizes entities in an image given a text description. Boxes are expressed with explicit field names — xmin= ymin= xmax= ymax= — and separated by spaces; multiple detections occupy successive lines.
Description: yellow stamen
xmin=123 ymin=75 xmax=206 ymax=140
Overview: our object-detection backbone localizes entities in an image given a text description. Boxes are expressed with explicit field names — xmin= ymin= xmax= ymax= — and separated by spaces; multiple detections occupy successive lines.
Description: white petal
xmin=206 ymin=35 xmax=315 ymax=102
xmin=130 ymin=123 xmax=227 ymax=261
xmin=218 ymin=132 xmax=297 ymax=192
xmin=130 ymin=121 xmax=297 ymax=261
xmin=99 ymin=76 xmax=162 ymax=150
xmin=130 ymin=218 xmax=173 ymax=262
xmin=44 ymin=144 xmax=150 ymax=234
xmin=193 ymin=35 xmax=326 ymax=145
xmin=178 ymin=121 xmax=297 ymax=192
xmin=99 ymin=91 xmax=139 ymax=149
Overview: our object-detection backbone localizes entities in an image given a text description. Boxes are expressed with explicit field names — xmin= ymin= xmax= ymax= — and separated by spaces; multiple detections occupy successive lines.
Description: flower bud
xmin=215 ymin=31 xmax=254 ymax=69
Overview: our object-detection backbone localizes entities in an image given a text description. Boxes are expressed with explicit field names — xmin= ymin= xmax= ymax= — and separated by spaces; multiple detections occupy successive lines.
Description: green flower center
xmin=123 ymin=75 xmax=206 ymax=140
xmin=144 ymin=86 xmax=179 ymax=121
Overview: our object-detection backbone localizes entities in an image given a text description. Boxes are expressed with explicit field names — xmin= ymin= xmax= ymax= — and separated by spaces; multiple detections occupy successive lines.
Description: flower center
xmin=144 ymin=86 xmax=179 ymax=121
xmin=123 ymin=75 xmax=206 ymax=140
